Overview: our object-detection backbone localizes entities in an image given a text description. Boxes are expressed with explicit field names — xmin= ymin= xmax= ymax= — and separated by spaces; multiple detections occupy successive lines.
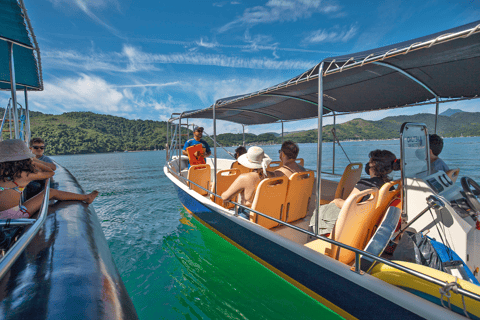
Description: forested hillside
xmin=1 ymin=108 xmax=478 ymax=155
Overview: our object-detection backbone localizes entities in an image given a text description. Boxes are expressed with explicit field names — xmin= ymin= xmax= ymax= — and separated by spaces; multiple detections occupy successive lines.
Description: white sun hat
xmin=0 ymin=139 xmax=35 ymax=163
xmin=237 ymin=146 xmax=271 ymax=175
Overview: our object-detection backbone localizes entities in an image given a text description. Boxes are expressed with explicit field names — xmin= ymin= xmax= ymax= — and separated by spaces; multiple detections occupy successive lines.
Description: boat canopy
xmin=0 ymin=0 xmax=43 ymax=91
xmin=182 ymin=20 xmax=480 ymax=125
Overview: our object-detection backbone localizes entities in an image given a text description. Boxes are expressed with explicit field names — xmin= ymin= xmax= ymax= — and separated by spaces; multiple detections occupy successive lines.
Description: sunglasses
xmin=32 ymin=146 xmax=45 ymax=150
xmin=278 ymin=149 xmax=283 ymax=154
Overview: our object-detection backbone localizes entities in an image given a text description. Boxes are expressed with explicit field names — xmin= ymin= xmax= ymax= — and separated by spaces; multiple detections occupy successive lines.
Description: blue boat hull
xmin=174 ymin=184 xmax=425 ymax=320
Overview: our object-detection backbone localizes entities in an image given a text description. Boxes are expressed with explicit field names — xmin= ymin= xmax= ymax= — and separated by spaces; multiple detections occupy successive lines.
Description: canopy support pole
xmin=332 ymin=111 xmax=336 ymax=175
xmin=213 ymin=103 xmax=217 ymax=196
xmin=178 ymin=116 xmax=182 ymax=173
xmin=315 ymin=62 xmax=325 ymax=237
xmin=8 ymin=42 xmax=19 ymax=139
xmin=186 ymin=119 xmax=189 ymax=140
xmin=281 ymin=121 xmax=284 ymax=143
xmin=24 ymin=88 xmax=30 ymax=146
xmin=434 ymin=97 xmax=439 ymax=134
xmin=242 ymin=124 xmax=245 ymax=147
xmin=166 ymin=120 xmax=169 ymax=161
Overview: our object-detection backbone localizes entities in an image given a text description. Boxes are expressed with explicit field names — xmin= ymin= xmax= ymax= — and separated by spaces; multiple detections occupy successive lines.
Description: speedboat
xmin=164 ymin=20 xmax=480 ymax=319
xmin=0 ymin=1 xmax=137 ymax=318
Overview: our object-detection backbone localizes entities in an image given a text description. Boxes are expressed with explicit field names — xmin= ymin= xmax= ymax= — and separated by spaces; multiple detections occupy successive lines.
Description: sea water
xmin=54 ymin=137 xmax=480 ymax=319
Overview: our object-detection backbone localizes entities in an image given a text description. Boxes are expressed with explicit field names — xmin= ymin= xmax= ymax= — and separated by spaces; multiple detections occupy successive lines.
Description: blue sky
xmin=2 ymin=0 xmax=479 ymax=134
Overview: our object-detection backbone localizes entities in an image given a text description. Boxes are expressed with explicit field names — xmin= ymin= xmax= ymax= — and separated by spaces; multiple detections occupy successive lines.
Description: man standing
xmin=182 ymin=126 xmax=211 ymax=168
xmin=30 ymin=137 xmax=56 ymax=171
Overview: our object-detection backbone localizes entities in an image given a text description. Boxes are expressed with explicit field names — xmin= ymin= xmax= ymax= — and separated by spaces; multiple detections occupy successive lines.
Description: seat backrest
xmin=284 ymin=171 xmax=315 ymax=223
xmin=187 ymin=164 xmax=211 ymax=196
xmin=251 ymin=177 xmax=289 ymax=229
xmin=296 ymin=158 xmax=304 ymax=166
xmin=266 ymin=161 xmax=282 ymax=173
xmin=335 ymin=163 xmax=363 ymax=200
xmin=366 ymin=180 xmax=401 ymax=243
xmin=446 ymin=168 xmax=460 ymax=183
xmin=210 ymin=169 xmax=241 ymax=208
xmin=329 ymin=187 xmax=379 ymax=265
xmin=231 ymin=161 xmax=251 ymax=175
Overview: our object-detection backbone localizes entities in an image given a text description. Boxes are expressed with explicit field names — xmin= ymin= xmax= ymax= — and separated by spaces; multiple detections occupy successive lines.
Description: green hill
xmin=1 ymin=108 xmax=478 ymax=155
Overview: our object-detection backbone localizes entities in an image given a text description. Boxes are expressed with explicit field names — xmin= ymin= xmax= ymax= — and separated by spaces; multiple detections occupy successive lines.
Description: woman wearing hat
xmin=0 ymin=140 xmax=99 ymax=219
xmin=221 ymin=146 xmax=271 ymax=218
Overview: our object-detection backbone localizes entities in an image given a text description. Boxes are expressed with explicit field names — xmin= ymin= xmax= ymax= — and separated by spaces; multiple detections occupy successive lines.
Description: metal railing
xmin=0 ymin=179 xmax=50 ymax=280
xmin=165 ymin=163 xmax=480 ymax=304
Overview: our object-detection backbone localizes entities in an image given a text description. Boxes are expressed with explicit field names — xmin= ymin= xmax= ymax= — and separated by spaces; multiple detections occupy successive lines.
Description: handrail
xmin=165 ymin=164 xmax=480 ymax=303
xmin=0 ymin=179 xmax=50 ymax=280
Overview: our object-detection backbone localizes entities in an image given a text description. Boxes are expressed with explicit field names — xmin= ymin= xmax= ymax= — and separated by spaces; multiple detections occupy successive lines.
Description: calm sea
xmin=53 ymin=137 xmax=480 ymax=319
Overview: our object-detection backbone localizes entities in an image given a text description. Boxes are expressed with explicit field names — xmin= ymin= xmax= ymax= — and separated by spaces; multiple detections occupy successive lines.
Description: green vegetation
xmin=1 ymin=108 xmax=479 ymax=155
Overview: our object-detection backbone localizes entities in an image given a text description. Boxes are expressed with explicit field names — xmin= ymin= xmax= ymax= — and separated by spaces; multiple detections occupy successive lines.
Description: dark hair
xmin=368 ymin=150 xmax=399 ymax=182
xmin=0 ymin=159 xmax=36 ymax=182
xmin=429 ymin=134 xmax=444 ymax=156
xmin=281 ymin=141 xmax=299 ymax=160
xmin=30 ymin=137 xmax=45 ymax=146
xmin=234 ymin=146 xmax=247 ymax=159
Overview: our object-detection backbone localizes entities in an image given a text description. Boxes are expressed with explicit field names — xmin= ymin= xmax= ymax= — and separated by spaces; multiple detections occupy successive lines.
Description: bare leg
xmin=24 ymin=189 xmax=99 ymax=216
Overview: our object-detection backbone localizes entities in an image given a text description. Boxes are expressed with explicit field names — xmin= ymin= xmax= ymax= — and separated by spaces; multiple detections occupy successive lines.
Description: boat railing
xmin=166 ymin=164 xmax=480 ymax=304
xmin=0 ymin=179 xmax=50 ymax=280
xmin=1 ymin=99 xmax=30 ymax=144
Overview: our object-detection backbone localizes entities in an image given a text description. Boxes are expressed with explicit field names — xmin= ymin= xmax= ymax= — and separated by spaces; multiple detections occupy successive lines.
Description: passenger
xmin=310 ymin=149 xmax=400 ymax=236
xmin=221 ymin=146 xmax=271 ymax=219
xmin=0 ymin=140 xmax=99 ymax=219
xmin=429 ymin=134 xmax=450 ymax=173
xmin=234 ymin=146 xmax=247 ymax=159
xmin=271 ymin=140 xmax=306 ymax=178
xmin=25 ymin=137 xmax=56 ymax=199
xmin=182 ymin=126 xmax=211 ymax=168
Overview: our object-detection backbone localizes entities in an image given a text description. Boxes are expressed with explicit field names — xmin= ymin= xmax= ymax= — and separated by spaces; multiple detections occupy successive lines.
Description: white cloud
xmin=219 ymin=0 xmax=341 ymax=33
xmin=42 ymin=45 xmax=317 ymax=73
xmin=304 ymin=25 xmax=358 ymax=44
xmin=48 ymin=0 xmax=122 ymax=37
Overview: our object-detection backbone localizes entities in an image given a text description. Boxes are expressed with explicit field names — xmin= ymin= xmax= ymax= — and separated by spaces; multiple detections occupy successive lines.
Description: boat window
xmin=401 ymin=124 xmax=429 ymax=178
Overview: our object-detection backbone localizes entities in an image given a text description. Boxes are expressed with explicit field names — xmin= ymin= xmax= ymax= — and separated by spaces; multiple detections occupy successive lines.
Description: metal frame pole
xmin=332 ymin=112 xmax=336 ymax=174
xmin=213 ymin=103 xmax=217 ymax=195
xmin=9 ymin=106 xmax=13 ymax=139
xmin=242 ymin=124 xmax=245 ymax=146
xmin=24 ymin=88 xmax=30 ymax=145
xmin=166 ymin=120 xmax=169 ymax=161
xmin=281 ymin=121 xmax=284 ymax=143
xmin=315 ymin=62 xmax=325 ymax=236
xmin=8 ymin=42 xmax=19 ymax=139
xmin=178 ymin=115 xmax=182 ymax=173
xmin=186 ymin=118 xmax=189 ymax=140
xmin=434 ymin=97 xmax=439 ymax=134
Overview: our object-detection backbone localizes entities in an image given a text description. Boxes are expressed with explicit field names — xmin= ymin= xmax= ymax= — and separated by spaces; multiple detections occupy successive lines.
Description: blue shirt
xmin=432 ymin=158 xmax=450 ymax=173
xmin=183 ymin=139 xmax=211 ymax=168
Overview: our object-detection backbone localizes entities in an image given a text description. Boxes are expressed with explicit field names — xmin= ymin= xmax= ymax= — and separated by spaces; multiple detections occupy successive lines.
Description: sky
xmin=2 ymin=0 xmax=479 ymax=134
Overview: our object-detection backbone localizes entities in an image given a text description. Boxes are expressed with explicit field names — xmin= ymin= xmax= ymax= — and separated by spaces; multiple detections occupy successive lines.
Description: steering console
xmin=461 ymin=177 xmax=480 ymax=213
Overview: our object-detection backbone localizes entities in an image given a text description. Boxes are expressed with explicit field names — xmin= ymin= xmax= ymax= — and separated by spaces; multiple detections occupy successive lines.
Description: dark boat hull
xmin=0 ymin=166 xmax=138 ymax=319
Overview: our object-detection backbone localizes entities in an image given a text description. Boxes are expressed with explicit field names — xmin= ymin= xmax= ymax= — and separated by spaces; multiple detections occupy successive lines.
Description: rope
xmin=202 ymin=131 xmax=236 ymax=159
xmin=330 ymin=128 xmax=351 ymax=163
xmin=439 ymin=277 xmax=470 ymax=318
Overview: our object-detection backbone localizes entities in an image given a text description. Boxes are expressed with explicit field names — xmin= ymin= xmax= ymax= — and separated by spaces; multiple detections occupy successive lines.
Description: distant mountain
xmin=1 ymin=108 xmax=479 ymax=155
xmin=440 ymin=108 xmax=464 ymax=117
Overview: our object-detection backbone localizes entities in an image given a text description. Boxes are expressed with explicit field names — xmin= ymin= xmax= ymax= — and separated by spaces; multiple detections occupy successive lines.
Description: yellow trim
xmin=183 ymin=205 xmax=356 ymax=320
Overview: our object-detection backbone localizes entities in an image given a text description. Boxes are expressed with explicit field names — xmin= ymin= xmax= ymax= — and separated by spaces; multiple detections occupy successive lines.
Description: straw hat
xmin=238 ymin=146 xmax=271 ymax=174
xmin=0 ymin=139 xmax=35 ymax=163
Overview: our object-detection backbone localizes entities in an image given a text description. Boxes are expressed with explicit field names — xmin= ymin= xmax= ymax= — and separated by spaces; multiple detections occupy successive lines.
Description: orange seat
xmin=284 ymin=171 xmax=315 ymax=223
xmin=306 ymin=187 xmax=379 ymax=265
xmin=446 ymin=168 xmax=460 ymax=183
xmin=210 ymin=169 xmax=241 ymax=208
xmin=231 ymin=161 xmax=251 ymax=175
xmin=319 ymin=163 xmax=362 ymax=205
xmin=369 ymin=180 xmax=401 ymax=234
xmin=266 ymin=161 xmax=282 ymax=173
xmin=250 ymin=177 xmax=288 ymax=229
xmin=295 ymin=158 xmax=305 ymax=166
xmin=187 ymin=164 xmax=211 ymax=196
